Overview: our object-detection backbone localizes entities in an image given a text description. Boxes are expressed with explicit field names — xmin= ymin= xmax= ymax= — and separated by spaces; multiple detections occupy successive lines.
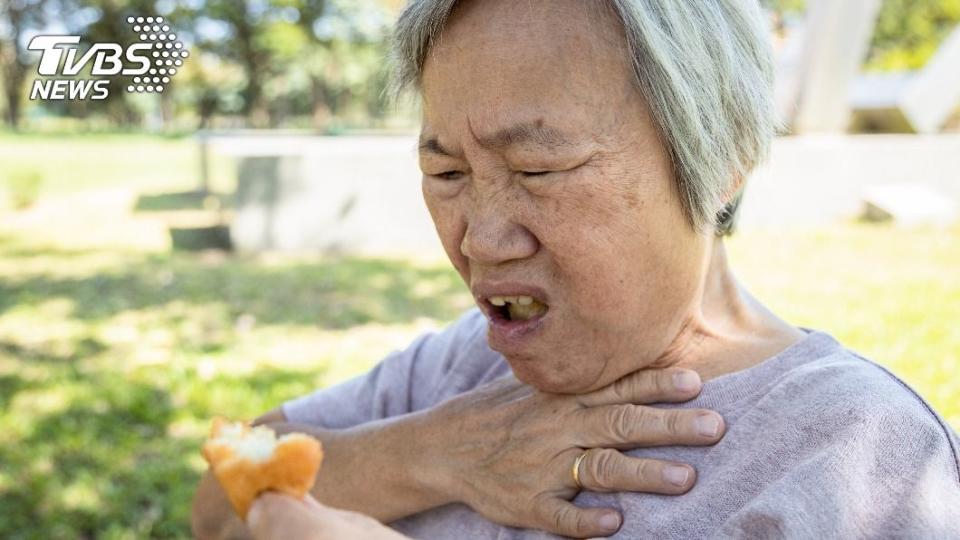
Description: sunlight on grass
xmin=0 ymin=195 xmax=480 ymax=536
xmin=0 ymin=133 xmax=235 ymax=198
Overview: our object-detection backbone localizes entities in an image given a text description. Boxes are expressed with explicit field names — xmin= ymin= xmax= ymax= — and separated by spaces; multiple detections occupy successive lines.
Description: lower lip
xmin=486 ymin=310 xmax=549 ymax=351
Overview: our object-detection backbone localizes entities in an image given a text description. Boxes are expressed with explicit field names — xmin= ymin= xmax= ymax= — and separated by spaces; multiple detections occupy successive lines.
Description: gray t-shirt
xmin=284 ymin=309 xmax=960 ymax=539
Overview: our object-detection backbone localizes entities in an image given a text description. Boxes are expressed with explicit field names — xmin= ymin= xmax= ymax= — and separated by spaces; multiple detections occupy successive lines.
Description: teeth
xmin=507 ymin=300 xmax=548 ymax=321
xmin=489 ymin=295 xmax=535 ymax=306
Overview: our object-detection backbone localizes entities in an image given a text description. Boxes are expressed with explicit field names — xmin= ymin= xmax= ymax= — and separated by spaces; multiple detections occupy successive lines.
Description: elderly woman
xmin=193 ymin=0 xmax=960 ymax=538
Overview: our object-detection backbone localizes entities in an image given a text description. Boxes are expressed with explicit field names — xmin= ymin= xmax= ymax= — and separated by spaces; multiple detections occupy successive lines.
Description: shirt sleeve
xmin=714 ymin=394 xmax=960 ymax=539
xmin=281 ymin=308 xmax=503 ymax=429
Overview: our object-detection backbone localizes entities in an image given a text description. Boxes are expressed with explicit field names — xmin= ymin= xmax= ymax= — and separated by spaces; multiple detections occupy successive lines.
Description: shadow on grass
xmin=0 ymin=247 xmax=470 ymax=330
xmin=0 ymin=374 xmax=28 ymax=411
xmin=0 ymin=338 xmax=109 ymax=411
xmin=0 ymin=234 xmax=471 ymax=538
xmin=0 ymin=365 xmax=325 ymax=539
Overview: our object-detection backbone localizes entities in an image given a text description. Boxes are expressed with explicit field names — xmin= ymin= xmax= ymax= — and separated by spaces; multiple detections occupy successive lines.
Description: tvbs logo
xmin=29 ymin=15 xmax=188 ymax=101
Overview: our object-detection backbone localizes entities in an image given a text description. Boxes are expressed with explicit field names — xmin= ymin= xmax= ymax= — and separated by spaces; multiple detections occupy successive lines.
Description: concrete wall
xmin=740 ymin=134 xmax=960 ymax=228
xmin=218 ymin=135 xmax=442 ymax=256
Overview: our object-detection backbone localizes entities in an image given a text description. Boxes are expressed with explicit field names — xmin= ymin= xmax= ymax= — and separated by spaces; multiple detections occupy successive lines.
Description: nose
xmin=461 ymin=206 xmax=539 ymax=266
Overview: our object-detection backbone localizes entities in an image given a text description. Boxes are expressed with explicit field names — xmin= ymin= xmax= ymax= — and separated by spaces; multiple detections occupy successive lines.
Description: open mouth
xmin=487 ymin=295 xmax=549 ymax=322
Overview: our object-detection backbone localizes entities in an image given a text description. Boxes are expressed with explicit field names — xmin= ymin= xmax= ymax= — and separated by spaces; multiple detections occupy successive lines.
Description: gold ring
xmin=572 ymin=451 xmax=589 ymax=489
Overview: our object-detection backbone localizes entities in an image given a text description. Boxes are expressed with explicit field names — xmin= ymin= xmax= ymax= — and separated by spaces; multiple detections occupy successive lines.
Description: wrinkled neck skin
xmin=649 ymin=236 xmax=806 ymax=382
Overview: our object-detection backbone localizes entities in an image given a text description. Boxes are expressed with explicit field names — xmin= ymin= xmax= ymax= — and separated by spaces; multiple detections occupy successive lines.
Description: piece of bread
xmin=202 ymin=417 xmax=323 ymax=519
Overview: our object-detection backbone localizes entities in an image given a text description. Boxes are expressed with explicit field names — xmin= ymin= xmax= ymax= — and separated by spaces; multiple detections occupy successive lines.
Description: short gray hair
xmin=391 ymin=0 xmax=776 ymax=236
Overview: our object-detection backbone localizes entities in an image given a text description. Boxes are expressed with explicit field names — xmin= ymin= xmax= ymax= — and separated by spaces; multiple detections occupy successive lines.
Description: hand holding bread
xmin=201 ymin=418 xmax=323 ymax=520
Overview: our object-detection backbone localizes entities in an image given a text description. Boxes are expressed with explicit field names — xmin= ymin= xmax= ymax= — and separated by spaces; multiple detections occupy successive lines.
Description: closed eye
xmin=433 ymin=171 xmax=465 ymax=181
xmin=519 ymin=158 xmax=592 ymax=179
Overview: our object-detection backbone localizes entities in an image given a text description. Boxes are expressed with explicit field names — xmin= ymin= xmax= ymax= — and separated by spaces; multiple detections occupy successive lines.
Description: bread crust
xmin=202 ymin=418 xmax=323 ymax=519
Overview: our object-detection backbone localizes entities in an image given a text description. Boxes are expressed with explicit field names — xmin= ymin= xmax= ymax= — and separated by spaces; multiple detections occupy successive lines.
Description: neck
xmin=650 ymin=236 xmax=805 ymax=381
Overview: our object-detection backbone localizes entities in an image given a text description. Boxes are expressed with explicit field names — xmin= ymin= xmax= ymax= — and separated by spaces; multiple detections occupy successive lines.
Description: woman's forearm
xmin=291 ymin=410 xmax=455 ymax=522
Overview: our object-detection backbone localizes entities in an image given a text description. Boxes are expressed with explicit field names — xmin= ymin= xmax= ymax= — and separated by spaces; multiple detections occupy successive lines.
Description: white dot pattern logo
xmin=126 ymin=14 xmax=187 ymax=94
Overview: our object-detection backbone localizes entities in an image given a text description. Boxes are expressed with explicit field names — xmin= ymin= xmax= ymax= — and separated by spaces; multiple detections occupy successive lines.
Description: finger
xmin=248 ymin=493 xmax=319 ymax=540
xmin=577 ymin=448 xmax=695 ymax=495
xmin=294 ymin=495 xmax=412 ymax=540
xmin=535 ymin=497 xmax=622 ymax=538
xmin=302 ymin=494 xmax=324 ymax=510
xmin=577 ymin=368 xmax=702 ymax=407
xmin=578 ymin=404 xmax=725 ymax=448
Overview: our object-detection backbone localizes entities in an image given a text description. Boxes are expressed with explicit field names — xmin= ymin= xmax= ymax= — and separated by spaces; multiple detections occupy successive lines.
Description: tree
xmin=287 ymin=0 xmax=394 ymax=130
xmin=0 ymin=0 xmax=48 ymax=129
xmin=195 ymin=0 xmax=289 ymax=127
xmin=762 ymin=0 xmax=960 ymax=72
xmin=866 ymin=0 xmax=960 ymax=71
xmin=63 ymin=0 xmax=158 ymax=125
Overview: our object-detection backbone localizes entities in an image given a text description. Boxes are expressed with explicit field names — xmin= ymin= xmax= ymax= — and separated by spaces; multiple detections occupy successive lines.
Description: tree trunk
xmin=160 ymin=85 xmax=174 ymax=128
xmin=233 ymin=12 xmax=269 ymax=129
xmin=310 ymin=76 xmax=331 ymax=131
xmin=0 ymin=4 xmax=27 ymax=130
xmin=1 ymin=66 xmax=25 ymax=130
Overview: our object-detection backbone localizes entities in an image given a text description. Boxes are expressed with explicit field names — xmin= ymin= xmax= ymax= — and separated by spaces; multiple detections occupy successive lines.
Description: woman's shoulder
xmin=705 ymin=339 xmax=960 ymax=537
xmin=596 ymin=333 xmax=960 ymax=539
xmin=751 ymin=332 xmax=960 ymax=480
xmin=774 ymin=335 xmax=952 ymax=425
xmin=717 ymin=329 xmax=954 ymax=435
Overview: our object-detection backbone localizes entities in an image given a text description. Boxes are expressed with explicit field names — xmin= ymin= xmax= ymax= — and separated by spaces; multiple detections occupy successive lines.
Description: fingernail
xmin=663 ymin=465 xmax=690 ymax=487
xmin=695 ymin=413 xmax=720 ymax=438
xmin=598 ymin=512 xmax=621 ymax=531
xmin=672 ymin=371 xmax=701 ymax=392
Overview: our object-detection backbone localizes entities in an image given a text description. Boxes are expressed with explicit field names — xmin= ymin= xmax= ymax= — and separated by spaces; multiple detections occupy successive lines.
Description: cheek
xmin=423 ymin=182 xmax=470 ymax=277
xmin=536 ymin=170 xmax=694 ymax=322
xmin=562 ymin=230 xmax=695 ymax=329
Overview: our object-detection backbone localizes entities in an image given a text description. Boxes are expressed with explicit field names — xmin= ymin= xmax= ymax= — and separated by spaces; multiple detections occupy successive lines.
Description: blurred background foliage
xmin=1 ymin=0 xmax=959 ymax=131
xmin=868 ymin=0 xmax=960 ymax=70
xmin=762 ymin=0 xmax=960 ymax=71
xmin=0 ymin=0 xmax=406 ymax=132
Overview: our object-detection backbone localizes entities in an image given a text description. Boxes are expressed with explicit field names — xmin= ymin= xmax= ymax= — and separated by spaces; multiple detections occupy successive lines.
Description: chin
xmin=504 ymin=353 xmax=599 ymax=394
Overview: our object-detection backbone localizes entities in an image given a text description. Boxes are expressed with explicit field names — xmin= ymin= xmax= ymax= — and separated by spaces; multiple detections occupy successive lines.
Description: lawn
xmin=0 ymin=132 xmax=235 ymax=197
xmin=0 ymin=134 xmax=957 ymax=538
xmin=0 ymin=234 xmax=474 ymax=539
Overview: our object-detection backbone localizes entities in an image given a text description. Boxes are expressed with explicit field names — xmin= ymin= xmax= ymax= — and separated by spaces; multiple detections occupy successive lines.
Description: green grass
xmin=0 ymin=236 xmax=474 ymax=539
xmin=0 ymin=134 xmax=957 ymax=538
xmin=0 ymin=132 xmax=235 ymax=196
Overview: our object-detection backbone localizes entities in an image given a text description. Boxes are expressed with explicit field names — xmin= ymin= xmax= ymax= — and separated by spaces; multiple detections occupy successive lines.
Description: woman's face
xmin=419 ymin=0 xmax=711 ymax=393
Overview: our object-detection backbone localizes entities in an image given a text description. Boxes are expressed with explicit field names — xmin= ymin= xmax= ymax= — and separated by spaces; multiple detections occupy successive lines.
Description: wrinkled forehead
xmin=419 ymin=0 xmax=638 ymax=146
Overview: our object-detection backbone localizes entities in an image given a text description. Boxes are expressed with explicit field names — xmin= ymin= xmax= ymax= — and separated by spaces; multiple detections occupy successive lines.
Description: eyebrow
xmin=418 ymin=121 xmax=578 ymax=157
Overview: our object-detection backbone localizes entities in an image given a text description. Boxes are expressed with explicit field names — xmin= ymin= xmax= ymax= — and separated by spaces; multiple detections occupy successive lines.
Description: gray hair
xmin=391 ymin=0 xmax=776 ymax=236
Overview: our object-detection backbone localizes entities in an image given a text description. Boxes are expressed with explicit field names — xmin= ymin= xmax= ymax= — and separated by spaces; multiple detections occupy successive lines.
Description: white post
xmin=900 ymin=25 xmax=960 ymax=134
xmin=792 ymin=0 xmax=882 ymax=133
